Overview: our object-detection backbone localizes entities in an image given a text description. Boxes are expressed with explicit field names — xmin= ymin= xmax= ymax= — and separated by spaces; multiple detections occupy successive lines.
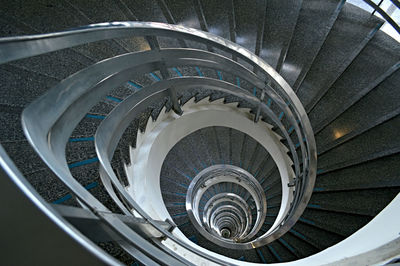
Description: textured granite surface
xmin=260 ymin=0 xmax=302 ymax=69
xmin=200 ymin=0 xmax=231 ymax=40
xmin=164 ymin=0 xmax=201 ymax=29
xmin=280 ymin=0 xmax=342 ymax=86
xmin=292 ymin=222 xmax=343 ymax=250
xmin=231 ymin=0 xmax=260 ymax=52
xmin=317 ymin=115 xmax=400 ymax=170
xmin=308 ymin=187 xmax=400 ymax=216
xmin=308 ymin=30 xmax=400 ymax=130
xmin=0 ymin=64 xmax=58 ymax=107
xmin=315 ymin=153 xmax=400 ymax=191
xmin=315 ymin=69 xmax=400 ymax=152
xmin=301 ymin=208 xmax=371 ymax=236
xmin=1 ymin=0 xmax=400 ymax=263
xmin=297 ymin=3 xmax=382 ymax=108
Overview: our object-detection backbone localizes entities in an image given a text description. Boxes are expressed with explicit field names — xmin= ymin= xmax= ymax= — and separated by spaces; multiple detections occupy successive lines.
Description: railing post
xmin=254 ymin=80 xmax=269 ymax=123
xmin=146 ymin=36 xmax=183 ymax=115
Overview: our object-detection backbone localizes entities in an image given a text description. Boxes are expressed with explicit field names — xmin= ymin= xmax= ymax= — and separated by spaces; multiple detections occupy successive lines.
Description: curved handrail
xmin=0 ymin=22 xmax=317 ymax=260
xmin=362 ymin=0 xmax=400 ymax=35
xmin=186 ymin=164 xmax=267 ymax=247
xmin=0 ymin=22 xmax=315 ymax=200
xmin=96 ymin=76 xmax=297 ymax=249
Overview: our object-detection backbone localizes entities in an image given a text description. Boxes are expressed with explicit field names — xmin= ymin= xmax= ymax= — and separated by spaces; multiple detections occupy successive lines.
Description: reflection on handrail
xmin=0 ymin=21 xmax=317 ymax=262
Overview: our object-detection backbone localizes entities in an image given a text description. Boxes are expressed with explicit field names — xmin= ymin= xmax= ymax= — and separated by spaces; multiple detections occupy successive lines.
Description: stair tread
xmin=260 ymin=0 xmax=302 ymax=69
xmin=316 ymin=69 xmax=400 ymax=152
xmin=280 ymin=0 xmax=343 ymax=86
xmin=297 ymin=2 xmax=383 ymax=109
xmin=318 ymin=115 xmax=400 ymax=170
xmin=308 ymin=30 xmax=400 ymax=130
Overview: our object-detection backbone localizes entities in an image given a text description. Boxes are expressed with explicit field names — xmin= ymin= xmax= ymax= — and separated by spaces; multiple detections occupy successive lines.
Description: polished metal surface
xmin=202 ymin=193 xmax=252 ymax=239
xmin=185 ymin=164 xmax=267 ymax=248
xmin=0 ymin=20 xmax=319 ymax=261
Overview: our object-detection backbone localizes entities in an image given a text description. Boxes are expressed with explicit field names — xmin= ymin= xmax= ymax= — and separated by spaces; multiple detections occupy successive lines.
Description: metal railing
xmin=0 ymin=21 xmax=317 ymax=263
xmin=363 ymin=0 xmax=400 ymax=35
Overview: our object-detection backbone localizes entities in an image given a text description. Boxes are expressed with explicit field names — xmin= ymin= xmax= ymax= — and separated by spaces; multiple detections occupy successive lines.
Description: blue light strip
xmin=173 ymin=167 xmax=193 ymax=181
xmin=299 ymin=217 xmax=316 ymax=225
xmin=173 ymin=67 xmax=183 ymax=77
xmin=128 ymin=81 xmax=142 ymax=89
xmin=52 ymin=181 xmax=98 ymax=204
xmin=307 ymin=204 xmax=321 ymax=208
xmin=217 ymin=71 xmax=223 ymax=80
xmin=188 ymin=235 xmax=198 ymax=244
xmin=106 ymin=96 xmax=122 ymax=103
xmin=86 ymin=114 xmax=105 ymax=119
xmin=68 ymin=157 xmax=99 ymax=169
xmin=150 ymin=72 xmax=161 ymax=81
xmin=268 ymin=246 xmax=282 ymax=262
xmin=279 ymin=238 xmax=296 ymax=254
xmin=290 ymin=229 xmax=307 ymax=240
xmin=195 ymin=67 xmax=204 ymax=77
xmin=179 ymin=221 xmax=190 ymax=228
xmin=257 ymin=249 xmax=266 ymax=263
xmin=172 ymin=202 xmax=185 ymax=206
xmin=52 ymin=194 xmax=72 ymax=204
xmin=175 ymin=192 xmax=186 ymax=197
xmin=68 ymin=136 xmax=94 ymax=142
xmin=172 ymin=212 xmax=188 ymax=218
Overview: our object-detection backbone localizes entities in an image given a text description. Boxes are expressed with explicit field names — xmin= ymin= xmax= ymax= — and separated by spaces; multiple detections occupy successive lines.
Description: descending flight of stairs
xmin=0 ymin=0 xmax=399 ymax=264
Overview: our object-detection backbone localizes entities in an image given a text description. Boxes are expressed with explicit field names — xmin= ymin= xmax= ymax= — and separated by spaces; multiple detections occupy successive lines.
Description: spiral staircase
xmin=1 ymin=0 xmax=400 ymax=265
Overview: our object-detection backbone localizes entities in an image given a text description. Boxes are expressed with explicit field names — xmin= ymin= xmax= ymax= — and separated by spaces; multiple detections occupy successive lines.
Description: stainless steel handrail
xmin=0 ymin=21 xmax=317 ymax=260
xmin=186 ymin=165 xmax=267 ymax=247
xmin=96 ymin=75 xmax=294 ymax=249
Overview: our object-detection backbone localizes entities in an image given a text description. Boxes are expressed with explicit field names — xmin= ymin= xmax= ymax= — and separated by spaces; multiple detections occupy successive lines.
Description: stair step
xmin=308 ymin=187 xmax=400 ymax=216
xmin=297 ymin=2 xmax=382 ymax=109
xmin=280 ymin=0 xmax=344 ymax=86
xmin=257 ymin=246 xmax=277 ymax=263
xmin=0 ymin=111 xmax=23 ymax=142
xmin=231 ymin=0 xmax=260 ymax=52
xmin=308 ymin=30 xmax=400 ymax=130
xmin=281 ymin=233 xmax=318 ymax=258
xmin=163 ymin=0 xmax=201 ymax=29
xmin=269 ymin=241 xmax=298 ymax=262
xmin=317 ymin=115 xmax=400 ymax=171
xmin=0 ymin=64 xmax=58 ymax=107
xmin=292 ymin=222 xmax=343 ymax=250
xmin=316 ymin=68 xmax=400 ymax=153
xmin=200 ymin=0 xmax=231 ymax=40
xmin=260 ymin=0 xmax=302 ymax=69
xmin=315 ymin=153 xmax=400 ymax=191
xmin=300 ymin=208 xmax=372 ymax=236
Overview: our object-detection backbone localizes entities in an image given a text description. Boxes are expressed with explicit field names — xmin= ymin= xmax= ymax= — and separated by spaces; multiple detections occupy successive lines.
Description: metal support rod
xmin=372 ymin=0 xmax=384 ymax=16
xmin=254 ymin=80 xmax=269 ymax=123
xmin=159 ymin=61 xmax=183 ymax=115
xmin=147 ymin=36 xmax=183 ymax=115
